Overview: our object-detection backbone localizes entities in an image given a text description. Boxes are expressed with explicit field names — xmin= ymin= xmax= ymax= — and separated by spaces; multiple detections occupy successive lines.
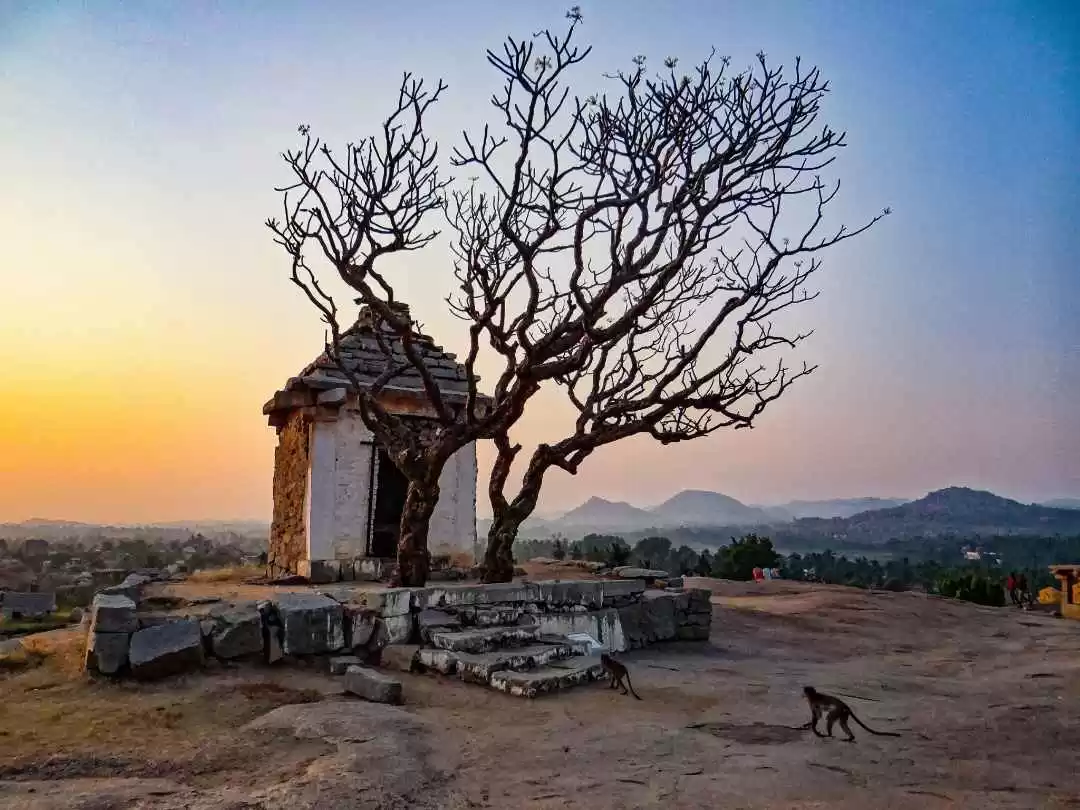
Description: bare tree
xmin=266 ymin=77 xmax=491 ymax=586
xmin=267 ymin=9 xmax=886 ymax=586
xmin=446 ymin=10 xmax=888 ymax=581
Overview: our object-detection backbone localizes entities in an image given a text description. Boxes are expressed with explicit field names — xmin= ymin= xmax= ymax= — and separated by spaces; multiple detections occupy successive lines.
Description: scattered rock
xmin=84 ymin=631 xmax=129 ymax=675
xmin=330 ymin=655 xmax=364 ymax=675
xmin=344 ymin=665 xmax=403 ymax=704
xmin=666 ymin=576 xmax=685 ymax=589
xmin=613 ymin=567 xmax=670 ymax=580
xmin=380 ymin=644 xmax=421 ymax=673
xmin=128 ymin=619 xmax=204 ymax=680
xmin=88 ymin=593 xmax=138 ymax=634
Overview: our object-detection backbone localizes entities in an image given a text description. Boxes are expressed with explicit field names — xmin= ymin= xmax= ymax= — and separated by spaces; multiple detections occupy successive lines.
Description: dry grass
xmin=0 ymin=626 xmax=324 ymax=774
xmin=187 ymin=564 xmax=263 ymax=584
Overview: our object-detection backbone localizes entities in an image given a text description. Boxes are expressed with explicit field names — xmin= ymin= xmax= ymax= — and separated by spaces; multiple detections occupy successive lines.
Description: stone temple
xmin=263 ymin=303 xmax=480 ymax=583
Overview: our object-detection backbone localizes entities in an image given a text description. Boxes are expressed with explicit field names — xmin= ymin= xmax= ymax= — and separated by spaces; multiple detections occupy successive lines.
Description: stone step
xmin=416 ymin=642 xmax=578 ymax=684
xmin=428 ymin=623 xmax=540 ymax=653
xmin=488 ymin=655 xmax=606 ymax=698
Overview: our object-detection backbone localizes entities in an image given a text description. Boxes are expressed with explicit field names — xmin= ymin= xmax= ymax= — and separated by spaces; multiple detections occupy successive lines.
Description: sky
xmin=0 ymin=0 xmax=1077 ymax=523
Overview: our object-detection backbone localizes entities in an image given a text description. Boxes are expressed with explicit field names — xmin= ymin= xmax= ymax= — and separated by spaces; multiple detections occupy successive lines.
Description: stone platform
xmin=82 ymin=578 xmax=713 ymax=699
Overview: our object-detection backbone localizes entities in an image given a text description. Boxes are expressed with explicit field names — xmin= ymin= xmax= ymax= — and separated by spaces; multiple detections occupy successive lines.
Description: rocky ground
xmin=1 ymin=578 xmax=1079 ymax=809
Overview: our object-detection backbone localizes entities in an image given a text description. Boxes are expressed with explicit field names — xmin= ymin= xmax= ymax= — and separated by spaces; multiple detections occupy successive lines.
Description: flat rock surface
xmin=6 ymin=579 xmax=1080 ymax=809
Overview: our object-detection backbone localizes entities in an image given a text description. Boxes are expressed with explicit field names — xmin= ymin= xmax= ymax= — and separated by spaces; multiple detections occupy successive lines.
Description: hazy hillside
xmin=767 ymin=497 xmax=908 ymax=520
xmin=555 ymin=497 xmax=656 ymax=530
xmin=651 ymin=490 xmax=772 ymax=525
xmin=1044 ymin=498 xmax=1080 ymax=510
xmin=773 ymin=487 xmax=1080 ymax=545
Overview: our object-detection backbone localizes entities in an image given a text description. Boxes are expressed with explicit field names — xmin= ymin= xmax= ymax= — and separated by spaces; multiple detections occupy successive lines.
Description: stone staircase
xmin=416 ymin=618 xmax=606 ymax=698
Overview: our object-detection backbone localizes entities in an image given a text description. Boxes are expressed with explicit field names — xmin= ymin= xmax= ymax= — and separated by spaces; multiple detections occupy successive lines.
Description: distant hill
xmin=765 ymin=497 xmax=908 ymax=520
xmin=774 ymin=487 xmax=1080 ymax=545
xmin=556 ymin=497 xmax=656 ymax=530
xmin=651 ymin=490 xmax=772 ymax=526
xmin=1044 ymin=498 xmax=1080 ymax=511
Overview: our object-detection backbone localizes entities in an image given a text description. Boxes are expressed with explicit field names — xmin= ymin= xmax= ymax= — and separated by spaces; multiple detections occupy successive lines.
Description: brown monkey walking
xmin=801 ymin=687 xmax=899 ymax=741
xmin=601 ymin=653 xmax=642 ymax=700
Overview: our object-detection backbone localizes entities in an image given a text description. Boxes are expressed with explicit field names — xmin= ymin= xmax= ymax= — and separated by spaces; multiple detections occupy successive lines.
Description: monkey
xmin=600 ymin=653 xmax=642 ymax=700
xmin=800 ymin=687 xmax=900 ymax=742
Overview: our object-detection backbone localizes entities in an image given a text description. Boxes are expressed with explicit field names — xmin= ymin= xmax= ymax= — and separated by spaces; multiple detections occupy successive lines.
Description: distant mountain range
xmin=0 ymin=519 xmax=269 ymax=542
xmin=503 ymin=491 xmax=912 ymax=534
xmin=488 ymin=487 xmax=1080 ymax=546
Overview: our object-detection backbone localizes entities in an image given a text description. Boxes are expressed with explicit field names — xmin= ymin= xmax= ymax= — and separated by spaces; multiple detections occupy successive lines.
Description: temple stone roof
xmin=264 ymin=303 xmax=482 ymax=417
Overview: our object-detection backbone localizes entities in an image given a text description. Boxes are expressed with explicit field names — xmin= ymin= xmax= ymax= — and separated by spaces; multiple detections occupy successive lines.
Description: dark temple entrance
xmin=369 ymin=448 xmax=408 ymax=558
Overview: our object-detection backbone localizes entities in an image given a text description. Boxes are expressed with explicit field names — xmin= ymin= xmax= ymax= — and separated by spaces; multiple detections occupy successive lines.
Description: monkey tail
xmin=625 ymin=674 xmax=643 ymax=701
xmin=850 ymin=712 xmax=900 ymax=737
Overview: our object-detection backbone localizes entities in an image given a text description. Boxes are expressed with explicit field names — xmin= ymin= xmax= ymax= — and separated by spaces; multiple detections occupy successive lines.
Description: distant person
xmin=1017 ymin=573 xmax=1030 ymax=606
xmin=1006 ymin=572 xmax=1020 ymax=606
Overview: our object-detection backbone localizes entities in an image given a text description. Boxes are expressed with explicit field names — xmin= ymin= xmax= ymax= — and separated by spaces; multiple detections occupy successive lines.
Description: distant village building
xmin=262 ymin=304 xmax=483 ymax=582
xmin=0 ymin=591 xmax=56 ymax=620
xmin=21 ymin=538 xmax=48 ymax=558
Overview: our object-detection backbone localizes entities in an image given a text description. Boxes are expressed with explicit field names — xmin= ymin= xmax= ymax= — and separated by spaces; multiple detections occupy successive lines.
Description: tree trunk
xmin=394 ymin=478 xmax=439 ymax=587
xmin=481 ymin=514 xmax=519 ymax=583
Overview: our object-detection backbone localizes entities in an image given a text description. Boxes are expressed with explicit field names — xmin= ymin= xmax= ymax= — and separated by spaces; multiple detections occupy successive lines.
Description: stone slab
xmin=454 ymin=644 xmax=576 ymax=685
xmin=425 ymin=583 xmax=532 ymax=608
xmin=417 ymin=648 xmax=457 ymax=675
xmin=417 ymin=609 xmax=461 ymax=642
xmin=613 ymin=567 xmax=669 ymax=580
xmin=89 ymin=593 xmax=138 ymax=634
xmin=344 ymin=665 xmax=403 ymax=704
xmin=208 ymin=604 xmax=264 ymax=660
xmin=379 ymin=644 xmax=421 ymax=673
xmin=349 ymin=588 xmax=417 ymax=617
xmin=344 ymin=606 xmax=378 ymax=649
xmin=84 ymin=631 xmax=129 ymax=675
xmin=275 ymin=592 xmax=346 ymax=655
xmin=382 ymin=614 xmax=415 ymax=644
xmin=488 ymin=655 xmax=606 ymax=698
xmin=534 ymin=609 xmax=627 ymax=653
xmin=329 ymin=655 xmax=363 ymax=675
xmin=600 ymin=579 xmax=647 ymax=604
xmin=641 ymin=592 xmax=678 ymax=642
xmin=298 ymin=559 xmax=340 ymax=585
xmin=129 ymin=619 xmax=204 ymax=680
xmin=530 ymin=581 xmax=605 ymax=610
xmin=429 ymin=624 xmax=540 ymax=653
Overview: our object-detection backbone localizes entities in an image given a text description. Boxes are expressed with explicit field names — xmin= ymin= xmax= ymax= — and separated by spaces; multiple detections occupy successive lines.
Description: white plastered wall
xmin=305 ymin=410 xmax=477 ymax=563
xmin=429 ymin=441 xmax=478 ymax=561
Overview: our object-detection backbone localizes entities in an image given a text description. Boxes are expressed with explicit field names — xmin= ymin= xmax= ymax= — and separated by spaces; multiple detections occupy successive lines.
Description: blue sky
xmin=0 ymin=1 xmax=1076 ymax=521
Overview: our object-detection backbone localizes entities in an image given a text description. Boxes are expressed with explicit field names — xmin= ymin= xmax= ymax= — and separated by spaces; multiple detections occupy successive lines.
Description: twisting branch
xmin=443 ymin=10 xmax=888 ymax=580
xmin=266 ymin=74 xmax=466 ymax=586
xmin=266 ymin=74 xmax=462 ymax=448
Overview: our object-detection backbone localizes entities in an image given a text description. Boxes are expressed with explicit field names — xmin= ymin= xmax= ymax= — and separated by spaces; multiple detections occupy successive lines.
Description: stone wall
xmin=338 ymin=580 xmax=713 ymax=653
xmin=268 ymin=412 xmax=310 ymax=578
xmin=83 ymin=580 xmax=713 ymax=681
